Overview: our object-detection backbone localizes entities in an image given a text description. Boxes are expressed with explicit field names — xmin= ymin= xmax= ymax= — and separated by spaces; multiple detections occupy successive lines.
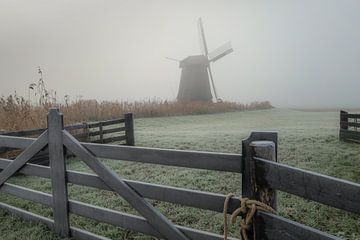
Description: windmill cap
xmin=179 ymin=55 xmax=209 ymax=68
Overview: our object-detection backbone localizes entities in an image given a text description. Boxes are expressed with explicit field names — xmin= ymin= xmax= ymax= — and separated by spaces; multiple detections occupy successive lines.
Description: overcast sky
xmin=0 ymin=0 xmax=359 ymax=108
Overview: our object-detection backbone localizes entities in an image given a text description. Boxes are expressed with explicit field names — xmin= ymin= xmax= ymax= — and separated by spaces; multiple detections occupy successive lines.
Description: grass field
xmin=0 ymin=108 xmax=359 ymax=239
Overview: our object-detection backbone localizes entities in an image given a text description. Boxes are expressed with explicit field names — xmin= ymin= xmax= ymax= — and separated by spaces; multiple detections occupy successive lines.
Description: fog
xmin=0 ymin=0 xmax=359 ymax=108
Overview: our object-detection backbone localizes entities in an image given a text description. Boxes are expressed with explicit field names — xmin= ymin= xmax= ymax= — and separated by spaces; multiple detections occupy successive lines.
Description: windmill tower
xmin=176 ymin=18 xmax=233 ymax=102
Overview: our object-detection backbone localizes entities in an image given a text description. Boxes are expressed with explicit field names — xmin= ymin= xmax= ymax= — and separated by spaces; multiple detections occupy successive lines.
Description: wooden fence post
xmin=48 ymin=108 xmax=70 ymax=237
xmin=125 ymin=113 xmax=135 ymax=146
xmin=250 ymin=141 xmax=277 ymax=209
xmin=340 ymin=110 xmax=348 ymax=141
xmin=340 ymin=110 xmax=348 ymax=131
xmin=242 ymin=132 xmax=277 ymax=239
xmin=99 ymin=122 xmax=104 ymax=144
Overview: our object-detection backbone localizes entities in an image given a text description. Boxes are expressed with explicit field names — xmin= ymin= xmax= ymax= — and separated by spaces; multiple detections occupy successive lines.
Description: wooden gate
xmin=0 ymin=108 xmax=358 ymax=239
xmin=340 ymin=110 xmax=360 ymax=142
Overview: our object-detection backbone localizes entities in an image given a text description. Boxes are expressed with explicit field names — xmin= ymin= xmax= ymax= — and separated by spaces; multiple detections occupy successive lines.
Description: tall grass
xmin=0 ymin=93 xmax=272 ymax=131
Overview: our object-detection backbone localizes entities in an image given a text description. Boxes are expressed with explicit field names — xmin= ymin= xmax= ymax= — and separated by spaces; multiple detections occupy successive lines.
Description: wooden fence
xmin=339 ymin=110 xmax=360 ymax=143
xmin=0 ymin=109 xmax=358 ymax=240
xmin=0 ymin=113 xmax=135 ymax=165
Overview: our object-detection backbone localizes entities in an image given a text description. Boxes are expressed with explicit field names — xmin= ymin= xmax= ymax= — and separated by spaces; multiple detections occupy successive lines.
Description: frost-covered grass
xmin=0 ymin=108 xmax=359 ymax=239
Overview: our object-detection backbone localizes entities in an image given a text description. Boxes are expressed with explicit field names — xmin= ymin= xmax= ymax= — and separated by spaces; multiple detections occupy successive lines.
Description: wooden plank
xmin=0 ymin=183 xmax=236 ymax=240
xmin=339 ymin=129 xmax=360 ymax=141
xmin=87 ymin=122 xmax=101 ymax=128
xmin=0 ymin=128 xmax=46 ymax=137
xmin=82 ymin=142 xmax=242 ymax=172
xmin=342 ymin=113 xmax=360 ymax=118
xmin=0 ymin=131 xmax=48 ymax=185
xmin=0 ymin=135 xmax=35 ymax=149
xmin=256 ymin=212 xmax=340 ymax=240
xmin=0 ymin=123 xmax=86 ymax=138
xmin=62 ymin=130 xmax=189 ymax=240
xmin=66 ymin=170 xmax=242 ymax=214
xmin=69 ymin=200 xmax=238 ymax=240
xmin=0 ymin=182 xmax=52 ymax=206
xmin=0 ymin=202 xmax=111 ymax=240
xmin=0 ymin=135 xmax=242 ymax=172
xmin=92 ymin=135 xmax=127 ymax=144
xmin=0 ymin=158 xmax=241 ymax=214
xmin=125 ymin=113 xmax=135 ymax=146
xmin=47 ymin=109 xmax=70 ymax=237
xmin=89 ymin=127 xmax=126 ymax=137
xmin=340 ymin=121 xmax=360 ymax=128
xmin=0 ymin=158 xmax=50 ymax=178
xmin=254 ymin=157 xmax=360 ymax=214
xmin=65 ymin=123 xmax=87 ymax=131
xmin=100 ymin=118 xmax=125 ymax=126
xmin=88 ymin=118 xmax=124 ymax=128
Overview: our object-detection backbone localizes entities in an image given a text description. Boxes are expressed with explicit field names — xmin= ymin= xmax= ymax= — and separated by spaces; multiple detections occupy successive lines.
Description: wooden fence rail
xmin=339 ymin=110 xmax=360 ymax=143
xmin=0 ymin=109 xmax=358 ymax=239
xmin=0 ymin=113 xmax=135 ymax=165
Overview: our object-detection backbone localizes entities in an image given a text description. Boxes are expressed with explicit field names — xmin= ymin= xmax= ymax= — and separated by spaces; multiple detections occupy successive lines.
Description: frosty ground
xmin=1 ymin=108 xmax=359 ymax=239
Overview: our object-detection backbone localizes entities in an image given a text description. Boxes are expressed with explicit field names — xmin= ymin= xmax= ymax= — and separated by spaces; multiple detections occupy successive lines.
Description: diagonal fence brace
xmin=0 ymin=131 xmax=48 ymax=186
xmin=62 ymin=130 xmax=189 ymax=240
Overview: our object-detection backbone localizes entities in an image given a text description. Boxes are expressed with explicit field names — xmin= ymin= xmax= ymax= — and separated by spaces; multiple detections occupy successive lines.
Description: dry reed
xmin=0 ymin=93 xmax=272 ymax=132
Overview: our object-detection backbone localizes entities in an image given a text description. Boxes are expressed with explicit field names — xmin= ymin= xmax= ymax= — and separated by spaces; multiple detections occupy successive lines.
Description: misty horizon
xmin=1 ymin=0 xmax=360 ymax=108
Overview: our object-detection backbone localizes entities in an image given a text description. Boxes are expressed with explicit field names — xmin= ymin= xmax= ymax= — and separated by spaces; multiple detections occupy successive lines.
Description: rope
xmin=223 ymin=194 xmax=276 ymax=240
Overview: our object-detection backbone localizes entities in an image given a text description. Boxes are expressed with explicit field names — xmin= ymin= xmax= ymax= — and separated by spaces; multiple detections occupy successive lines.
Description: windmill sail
xmin=207 ymin=64 xmax=219 ymax=100
xmin=208 ymin=42 xmax=233 ymax=62
xmin=198 ymin=18 xmax=208 ymax=56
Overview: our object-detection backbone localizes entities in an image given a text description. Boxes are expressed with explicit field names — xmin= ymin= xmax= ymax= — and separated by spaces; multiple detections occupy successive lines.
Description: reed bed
xmin=0 ymin=94 xmax=272 ymax=131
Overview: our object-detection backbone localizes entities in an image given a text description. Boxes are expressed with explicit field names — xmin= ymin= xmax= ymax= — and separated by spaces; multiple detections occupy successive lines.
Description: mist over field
xmin=0 ymin=0 xmax=360 ymax=108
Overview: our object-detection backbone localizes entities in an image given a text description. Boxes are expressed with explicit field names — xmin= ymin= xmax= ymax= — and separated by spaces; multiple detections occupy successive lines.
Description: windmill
xmin=175 ymin=18 xmax=233 ymax=102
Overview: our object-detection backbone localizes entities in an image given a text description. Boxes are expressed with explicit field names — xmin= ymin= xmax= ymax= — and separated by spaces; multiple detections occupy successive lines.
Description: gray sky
xmin=0 ymin=0 xmax=359 ymax=108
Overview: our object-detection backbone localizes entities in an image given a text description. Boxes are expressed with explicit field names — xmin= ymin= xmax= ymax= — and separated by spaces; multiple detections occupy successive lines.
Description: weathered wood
xmin=254 ymin=157 xmax=360 ymax=214
xmin=241 ymin=132 xmax=278 ymax=200
xmin=0 ymin=136 xmax=242 ymax=172
xmin=62 ymin=130 xmax=189 ymax=240
xmin=250 ymin=141 xmax=277 ymax=209
xmin=0 ymin=128 xmax=46 ymax=137
xmin=69 ymin=200 xmax=238 ymax=240
xmin=0 ymin=182 xmax=236 ymax=240
xmin=0 ymin=158 xmax=50 ymax=177
xmin=0 ymin=182 xmax=52 ymax=206
xmin=256 ymin=212 xmax=340 ymax=240
xmin=0 ymin=202 xmax=111 ymax=240
xmin=125 ymin=113 xmax=135 ymax=146
xmin=48 ymin=108 xmax=70 ymax=237
xmin=87 ymin=118 xmax=125 ymax=128
xmin=69 ymin=172 xmax=242 ymax=214
xmin=92 ymin=135 xmax=127 ymax=144
xmin=64 ymin=123 xmax=87 ymax=131
xmin=340 ymin=110 xmax=349 ymax=131
xmin=0 ymin=122 xmax=87 ymax=137
xmin=340 ymin=121 xmax=360 ymax=128
xmin=339 ymin=129 xmax=360 ymax=142
xmin=0 ymin=158 xmax=241 ymax=214
xmin=342 ymin=113 xmax=360 ymax=118
xmin=242 ymin=132 xmax=277 ymax=240
xmin=83 ymin=142 xmax=242 ymax=172
xmin=0 ymin=135 xmax=37 ymax=151
xmin=99 ymin=122 xmax=104 ymax=144
xmin=0 ymin=132 xmax=48 ymax=185
xmin=88 ymin=127 xmax=126 ymax=137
